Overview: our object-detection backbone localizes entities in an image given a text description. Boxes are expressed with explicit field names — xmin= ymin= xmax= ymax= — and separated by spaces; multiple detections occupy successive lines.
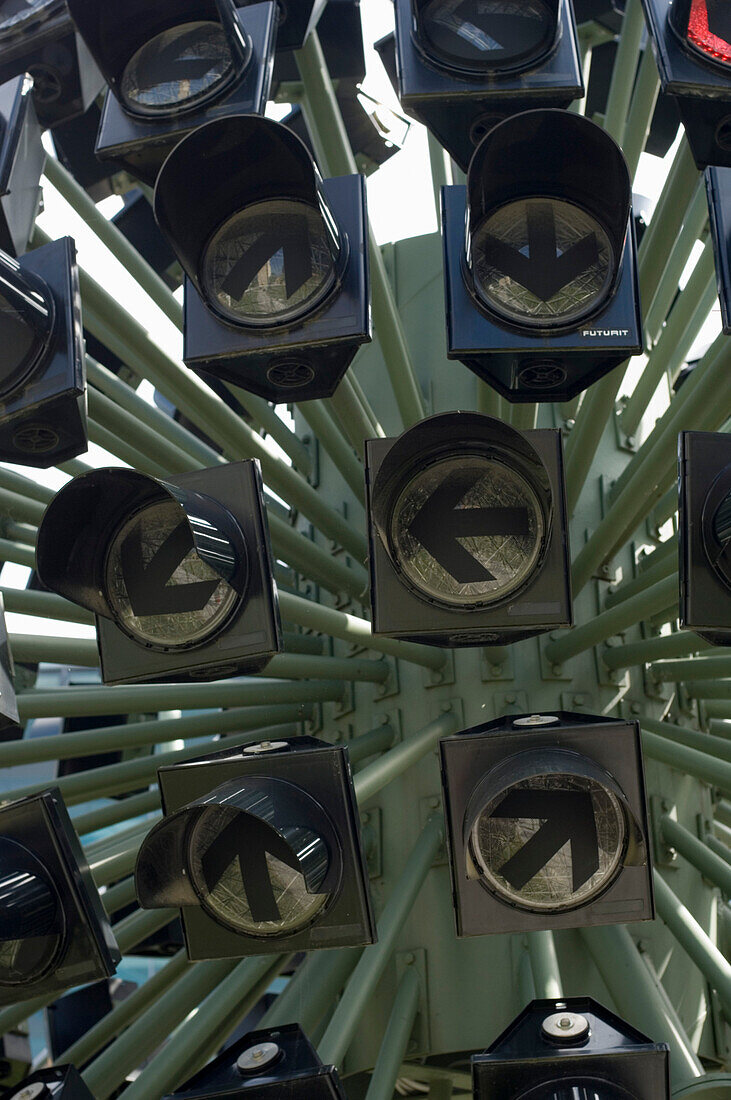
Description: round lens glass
xmin=420 ymin=0 xmax=554 ymax=72
xmin=389 ymin=454 xmax=545 ymax=607
xmin=201 ymin=199 xmax=336 ymax=326
xmin=0 ymin=849 xmax=63 ymax=987
xmin=473 ymin=197 xmax=613 ymax=328
xmin=687 ymin=0 xmax=731 ymax=69
xmin=120 ymin=21 xmax=233 ymax=115
xmin=104 ymin=499 xmax=239 ymax=650
xmin=523 ymin=1084 xmax=636 ymax=1100
xmin=0 ymin=291 xmax=46 ymax=398
xmin=188 ymin=806 xmax=329 ymax=937
xmin=470 ymin=772 xmax=627 ymax=912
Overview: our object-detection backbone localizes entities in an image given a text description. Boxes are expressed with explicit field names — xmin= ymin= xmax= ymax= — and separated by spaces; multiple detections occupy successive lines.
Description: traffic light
xmin=442 ymin=110 xmax=642 ymax=403
xmin=5 ymin=1065 xmax=95 ymax=1099
xmin=0 ymin=75 xmax=44 ymax=257
xmin=679 ymin=430 xmax=731 ymax=645
xmin=0 ymin=236 xmax=87 ymax=467
xmin=50 ymin=103 xmax=118 ymax=203
xmin=0 ymin=787 xmax=120 ymax=1007
xmin=641 ymin=0 xmax=731 ymax=167
xmin=270 ymin=0 xmax=364 ymax=93
xmin=705 ymin=166 xmax=731 ymax=333
xmin=0 ymin=593 xmax=24 ymax=742
xmin=365 ymin=412 xmax=571 ymax=647
xmin=161 ymin=1023 xmax=345 ymax=1099
xmin=135 ymin=737 xmax=376 ymax=959
xmin=35 ymin=461 xmax=282 ymax=684
xmin=439 ymin=711 xmax=654 ymax=937
xmin=573 ymin=0 xmax=626 ymax=31
xmin=242 ymin=0 xmax=325 ymax=51
xmin=0 ymin=0 xmax=103 ymax=127
xmin=66 ymin=0 xmax=277 ymax=186
xmin=472 ymin=997 xmax=670 ymax=1099
xmin=393 ymin=0 xmax=584 ymax=171
xmin=154 ymin=114 xmax=371 ymax=402
xmin=112 ymin=189 xmax=181 ymax=291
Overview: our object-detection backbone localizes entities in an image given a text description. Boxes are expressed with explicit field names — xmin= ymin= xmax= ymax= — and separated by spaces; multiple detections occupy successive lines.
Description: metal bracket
xmin=395 ymin=948 xmax=431 ymax=1058
xmin=301 ymin=433 xmax=320 ymax=488
xmin=333 ymin=680 xmax=356 ymax=719
xmin=560 ymin=692 xmax=592 ymax=712
xmin=480 ymin=646 xmax=515 ymax=681
xmin=375 ymin=658 xmax=400 ymax=700
xmin=424 ymin=649 xmax=455 ymax=688
xmin=420 ymin=794 xmax=447 ymax=865
xmin=360 ymin=806 xmax=382 ymax=879
xmin=539 ymin=635 xmax=574 ymax=681
xmin=649 ymin=796 xmax=678 ymax=869
xmin=612 ymin=401 xmax=639 ymax=454
xmin=493 ymin=690 xmax=529 ymax=715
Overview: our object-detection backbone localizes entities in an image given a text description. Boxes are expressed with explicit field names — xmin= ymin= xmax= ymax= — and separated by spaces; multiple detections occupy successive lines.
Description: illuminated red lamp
xmin=687 ymin=0 xmax=731 ymax=67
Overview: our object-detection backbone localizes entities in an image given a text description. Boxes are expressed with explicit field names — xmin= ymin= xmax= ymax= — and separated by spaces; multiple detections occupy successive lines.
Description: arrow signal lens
xmin=0 ymin=840 xmax=64 ymax=987
xmin=202 ymin=199 xmax=336 ymax=327
xmin=473 ymin=198 xmax=613 ymax=329
xmin=470 ymin=772 xmax=626 ymax=912
xmin=521 ymin=1081 xmax=637 ymax=1099
xmin=687 ymin=0 xmax=731 ymax=67
xmin=419 ymin=0 xmax=555 ymax=73
xmin=120 ymin=20 xmax=234 ymax=115
xmin=390 ymin=455 xmax=544 ymax=607
xmin=104 ymin=499 xmax=239 ymax=649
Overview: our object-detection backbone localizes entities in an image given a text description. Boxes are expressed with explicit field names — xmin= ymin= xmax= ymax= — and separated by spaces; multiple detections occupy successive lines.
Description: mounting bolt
xmin=552 ymin=664 xmax=564 ymax=676
xmin=505 ymin=693 xmax=516 ymax=704
xmin=360 ymin=812 xmax=370 ymax=825
xmin=572 ymin=695 xmax=583 ymax=705
xmin=441 ymin=701 xmax=452 ymax=713
xmin=626 ymin=436 xmax=635 ymax=448
xmin=491 ymin=664 xmax=502 ymax=675
xmin=429 ymin=796 xmax=440 ymax=809
xmin=631 ymin=703 xmax=641 ymax=715
xmin=403 ymin=952 xmax=415 ymax=965
xmin=380 ymin=713 xmax=390 ymax=725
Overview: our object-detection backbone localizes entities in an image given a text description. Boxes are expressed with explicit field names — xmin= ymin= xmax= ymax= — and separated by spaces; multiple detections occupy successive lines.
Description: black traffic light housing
xmin=271 ymin=0 xmax=364 ymax=91
xmin=642 ymin=0 xmax=731 ymax=168
xmin=0 ymin=787 xmax=120 ymax=1007
xmin=365 ymin=411 xmax=571 ymax=647
xmin=46 ymin=977 xmax=137 ymax=1060
xmin=393 ymin=0 xmax=583 ymax=171
xmin=0 ymin=74 xmax=44 ymax=257
xmin=705 ymin=165 xmax=731 ymax=333
xmin=443 ymin=110 xmax=642 ymax=403
xmin=69 ymin=0 xmax=277 ymax=187
xmin=679 ymin=430 xmax=731 ymax=645
xmin=439 ymin=711 xmax=654 ymax=938
xmin=162 ymin=1023 xmax=345 ymax=1099
xmin=112 ymin=189 xmax=181 ymax=291
xmin=243 ymin=0 xmax=325 ymax=51
xmin=0 ymin=593 xmax=23 ymax=742
xmin=35 ymin=460 xmax=282 ymax=684
xmin=573 ymin=0 xmax=626 ymax=30
xmin=51 ymin=102 xmax=119 ymax=203
xmin=6 ymin=1064 xmax=96 ymax=1099
xmin=135 ymin=737 xmax=376 ymax=960
xmin=154 ymin=114 xmax=371 ymax=403
xmin=473 ymin=997 xmax=670 ymax=1099
xmin=0 ymin=236 xmax=87 ymax=467
xmin=0 ymin=1 xmax=103 ymax=127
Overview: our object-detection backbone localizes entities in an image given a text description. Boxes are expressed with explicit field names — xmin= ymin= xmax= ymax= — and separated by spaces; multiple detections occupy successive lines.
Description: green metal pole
xmin=72 ymin=791 xmax=162 ymax=836
xmin=644 ymin=184 xmax=709 ymax=344
xmin=650 ymin=653 xmax=731 ymax=683
xmin=318 ymin=815 xmax=443 ymax=1066
xmin=1 ymin=585 xmax=94 ymax=624
xmin=605 ymin=541 xmax=678 ymax=609
xmin=640 ymin=715 xmax=731 ymax=765
xmin=329 ymin=372 xmax=385 ymax=455
xmin=527 ymin=931 xmax=562 ymax=999
xmin=602 ymin=631 xmax=711 ymax=670
xmin=0 ymin=465 xmax=53 ymax=504
xmin=99 ymin=876 xmax=138 ymax=916
xmin=0 ymin=537 xmax=35 ymax=568
xmin=638 ymin=139 xmax=700 ymax=306
xmin=364 ymin=966 xmax=421 ymax=1100
xmin=427 ymin=130 xmax=451 ymax=222
xmin=603 ymin=0 xmax=645 ymax=142
xmin=353 ymin=713 xmax=458 ymax=804
xmin=260 ymin=947 xmax=362 ymax=1032
xmin=641 ymin=729 xmax=731 ymax=796
xmin=476 ymin=379 xmax=504 ymax=418
xmin=297 ymin=399 xmax=366 ymax=503
xmin=0 ymin=486 xmax=46 ymax=526
xmin=349 ymin=722 xmax=396 ymax=766
xmin=563 ymin=361 xmax=629 ymax=515
xmin=621 ymin=46 xmax=661 ymax=177
xmin=510 ymin=404 xmax=539 ymax=431
xmin=661 ymin=816 xmax=731 ymax=896
xmin=687 ymin=682 xmax=731 ymax=701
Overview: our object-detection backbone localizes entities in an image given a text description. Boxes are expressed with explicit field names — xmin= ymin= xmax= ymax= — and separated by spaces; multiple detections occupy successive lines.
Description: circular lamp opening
xmin=415 ymin=0 xmax=557 ymax=76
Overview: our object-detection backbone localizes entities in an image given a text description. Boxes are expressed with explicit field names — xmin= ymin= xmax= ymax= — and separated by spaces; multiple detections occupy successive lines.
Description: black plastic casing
xmin=162 ymin=1023 xmax=345 ymax=1099
xmin=365 ymin=425 xmax=572 ymax=647
xmin=679 ymin=430 xmax=731 ymax=645
xmin=0 ymin=236 xmax=87 ymax=468
xmin=0 ymin=74 xmax=45 ymax=257
xmin=442 ymin=185 xmax=643 ymax=403
xmin=642 ymin=0 xmax=731 ymax=169
xmin=50 ymin=101 xmax=118 ymax=203
xmin=473 ymin=997 xmax=670 ymax=1099
xmin=150 ymin=738 xmax=376 ymax=960
xmin=94 ymin=2 xmax=277 ymax=187
xmin=112 ymin=189 xmax=180 ymax=291
xmin=393 ymin=0 xmax=583 ymax=171
xmin=0 ymin=787 xmax=120 ymax=1008
xmin=439 ymin=712 xmax=654 ymax=938
xmin=244 ymin=0 xmax=326 ymax=51
xmin=271 ymin=0 xmax=365 ymax=91
xmin=0 ymin=592 xmax=23 ymax=741
xmin=705 ymin=166 xmax=731 ymax=334
xmin=46 ymin=978 xmax=137 ymax=1060
xmin=7 ymin=1064 xmax=96 ymax=1099
xmin=282 ymin=93 xmax=405 ymax=176
xmin=184 ymin=173 xmax=371 ymax=403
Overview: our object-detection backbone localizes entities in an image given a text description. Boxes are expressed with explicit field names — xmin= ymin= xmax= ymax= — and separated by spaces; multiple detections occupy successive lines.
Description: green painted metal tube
xmin=81 ymin=959 xmax=236 ymax=1100
xmin=329 ymin=374 xmax=384 ymax=455
xmin=653 ymin=871 xmax=731 ymax=1018
xmin=72 ymin=791 xmax=162 ymax=836
xmin=650 ymin=484 xmax=679 ymax=530
xmin=296 ymin=31 xmax=425 ymax=429
xmin=1 ymin=585 xmax=94 ymax=625
xmin=278 ymin=591 xmax=446 ymax=670
xmin=260 ymin=947 xmax=362 ymax=1032
xmin=89 ymin=386 xmax=191 ymax=474
xmin=364 ymin=965 xmax=420 ymax=1100
xmin=621 ymin=45 xmax=661 ymax=176
xmin=349 ymin=723 xmax=396 ymax=766
xmin=602 ymin=631 xmax=711 ymax=670
xmin=510 ymin=404 xmax=539 ymax=431
xmin=90 ymin=840 xmax=144 ymax=888
xmin=353 ymin=713 xmax=458 ymax=804
xmin=563 ymin=362 xmax=629 ymax=515
xmin=640 ymin=715 xmax=731 ymax=766
xmin=0 ymin=485 xmax=46 ymax=526
xmin=707 ymin=702 xmax=731 ymax=720
xmin=90 ymin=419 xmax=165 ymax=478
xmin=544 ymin=574 xmax=677 ymax=665
xmin=707 ymin=834 xmax=731 ymax=868
xmin=0 ymin=537 xmax=35 ymax=568
xmin=644 ymin=182 xmax=709 ymax=344
xmin=99 ymin=876 xmax=138 ymax=915
xmin=282 ymin=630 xmax=325 ymax=655
xmin=8 ymin=632 xmax=99 ymax=666
xmin=580 ymin=925 xmax=704 ymax=1089
xmin=0 ymin=466 xmax=53 ymax=505
xmin=297 ymin=399 xmax=366 ymax=503
xmin=318 ymin=814 xmax=443 ymax=1066
xmin=225 ymin=382 xmax=315 ymax=477
xmin=641 ymin=729 xmax=731 ymax=797
xmin=650 ymin=653 xmax=731 ymax=683
xmin=605 ymin=541 xmax=678 ymax=608
xmin=716 ymin=804 xmax=731 ymax=832
xmin=85 ymin=817 xmax=154 ymax=863
xmin=638 ymin=138 xmax=699 ymax=305
xmin=476 ymin=379 xmax=503 ymax=418
xmin=661 ymin=816 xmax=731 ymax=896
xmin=709 ymin=721 xmax=731 ymax=740
xmin=2 ymin=520 xmax=37 ymax=545
xmin=603 ymin=0 xmax=645 ymax=142
xmin=527 ymin=931 xmax=561 ymax=999
xmin=686 ymin=681 xmax=731 ymax=701
xmin=114 ymin=906 xmax=178 ymax=955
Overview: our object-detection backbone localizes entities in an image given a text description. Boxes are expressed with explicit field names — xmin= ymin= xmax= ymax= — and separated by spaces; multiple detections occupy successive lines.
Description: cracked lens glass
xmin=526 ymin=1085 xmax=635 ymax=1100
xmin=188 ymin=806 xmax=328 ymax=936
xmin=474 ymin=198 xmax=613 ymax=327
xmin=470 ymin=773 xmax=626 ymax=912
xmin=120 ymin=21 xmax=233 ymax=114
xmin=105 ymin=499 xmax=238 ymax=649
xmin=202 ymin=200 xmax=335 ymax=326
xmin=0 ymin=0 xmax=56 ymax=36
xmin=420 ymin=0 xmax=553 ymax=70
xmin=390 ymin=455 xmax=544 ymax=606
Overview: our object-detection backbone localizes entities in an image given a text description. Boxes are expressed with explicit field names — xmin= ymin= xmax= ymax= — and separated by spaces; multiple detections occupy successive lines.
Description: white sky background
xmin=1 ymin=0 xmax=722 ymax=638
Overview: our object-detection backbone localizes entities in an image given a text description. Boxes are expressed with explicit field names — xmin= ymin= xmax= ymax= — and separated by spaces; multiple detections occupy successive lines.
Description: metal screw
xmin=237 ymin=1042 xmax=280 ymax=1074
xmin=552 ymin=664 xmax=563 ymax=676
xmin=403 ymin=952 xmax=415 ymax=965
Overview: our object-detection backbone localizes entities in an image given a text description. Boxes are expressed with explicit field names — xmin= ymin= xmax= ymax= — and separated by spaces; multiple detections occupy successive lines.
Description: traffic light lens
xmin=687 ymin=0 xmax=731 ymax=68
xmin=389 ymin=454 xmax=545 ymax=607
xmin=0 ymin=0 xmax=56 ymax=37
xmin=419 ymin=0 xmax=554 ymax=73
xmin=201 ymin=199 xmax=336 ymax=327
xmin=120 ymin=21 xmax=234 ymax=115
xmin=473 ymin=198 xmax=613 ymax=329
xmin=522 ymin=1084 xmax=636 ymax=1100
xmin=0 ymin=291 xmax=47 ymax=398
xmin=188 ymin=806 xmax=329 ymax=937
xmin=470 ymin=772 xmax=626 ymax=911
xmin=0 ymin=842 xmax=63 ymax=986
xmin=104 ymin=499 xmax=239 ymax=650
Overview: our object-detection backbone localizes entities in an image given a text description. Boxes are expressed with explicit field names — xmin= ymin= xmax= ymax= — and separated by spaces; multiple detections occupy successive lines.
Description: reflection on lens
xmin=0 ymin=0 xmax=58 ymax=37
xmin=201 ymin=199 xmax=336 ymax=326
xmin=120 ymin=21 xmax=234 ymax=115
xmin=104 ymin=499 xmax=238 ymax=649
xmin=420 ymin=0 xmax=554 ymax=73
xmin=687 ymin=0 xmax=731 ymax=68
xmin=188 ymin=806 xmax=329 ymax=937
xmin=390 ymin=454 xmax=544 ymax=607
xmin=0 ymin=292 xmax=46 ymax=398
xmin=473 ymin=198 xmax=613 ymax=328
xmin=523 ymin=1082 xmax=636 ymax=1100
xmin=0 ymin=845 xmax=62 ymax=986
xmin=470 ymin=772 xmax=626 ymax=912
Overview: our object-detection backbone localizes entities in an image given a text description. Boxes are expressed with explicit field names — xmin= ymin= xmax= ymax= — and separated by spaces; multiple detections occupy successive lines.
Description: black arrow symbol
xmin=200 ymin=816 xmax=306 ymax=923
xmin=406 ymin=471 xmax=530 ymax=584
xmin=220 ymin=219 xmax=313 ymax=303
xmin=490 ymin=788 xmax=599 ymax=893
xmin=121 ymin=520 xmax=219 ymax=617
xmin=153 ymin=27 xmax=225 ymax=84
xmin=707 ymin=0 xmax=731 ymax=46
xmin=484 ymin=202 xmax=599 ymax=303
